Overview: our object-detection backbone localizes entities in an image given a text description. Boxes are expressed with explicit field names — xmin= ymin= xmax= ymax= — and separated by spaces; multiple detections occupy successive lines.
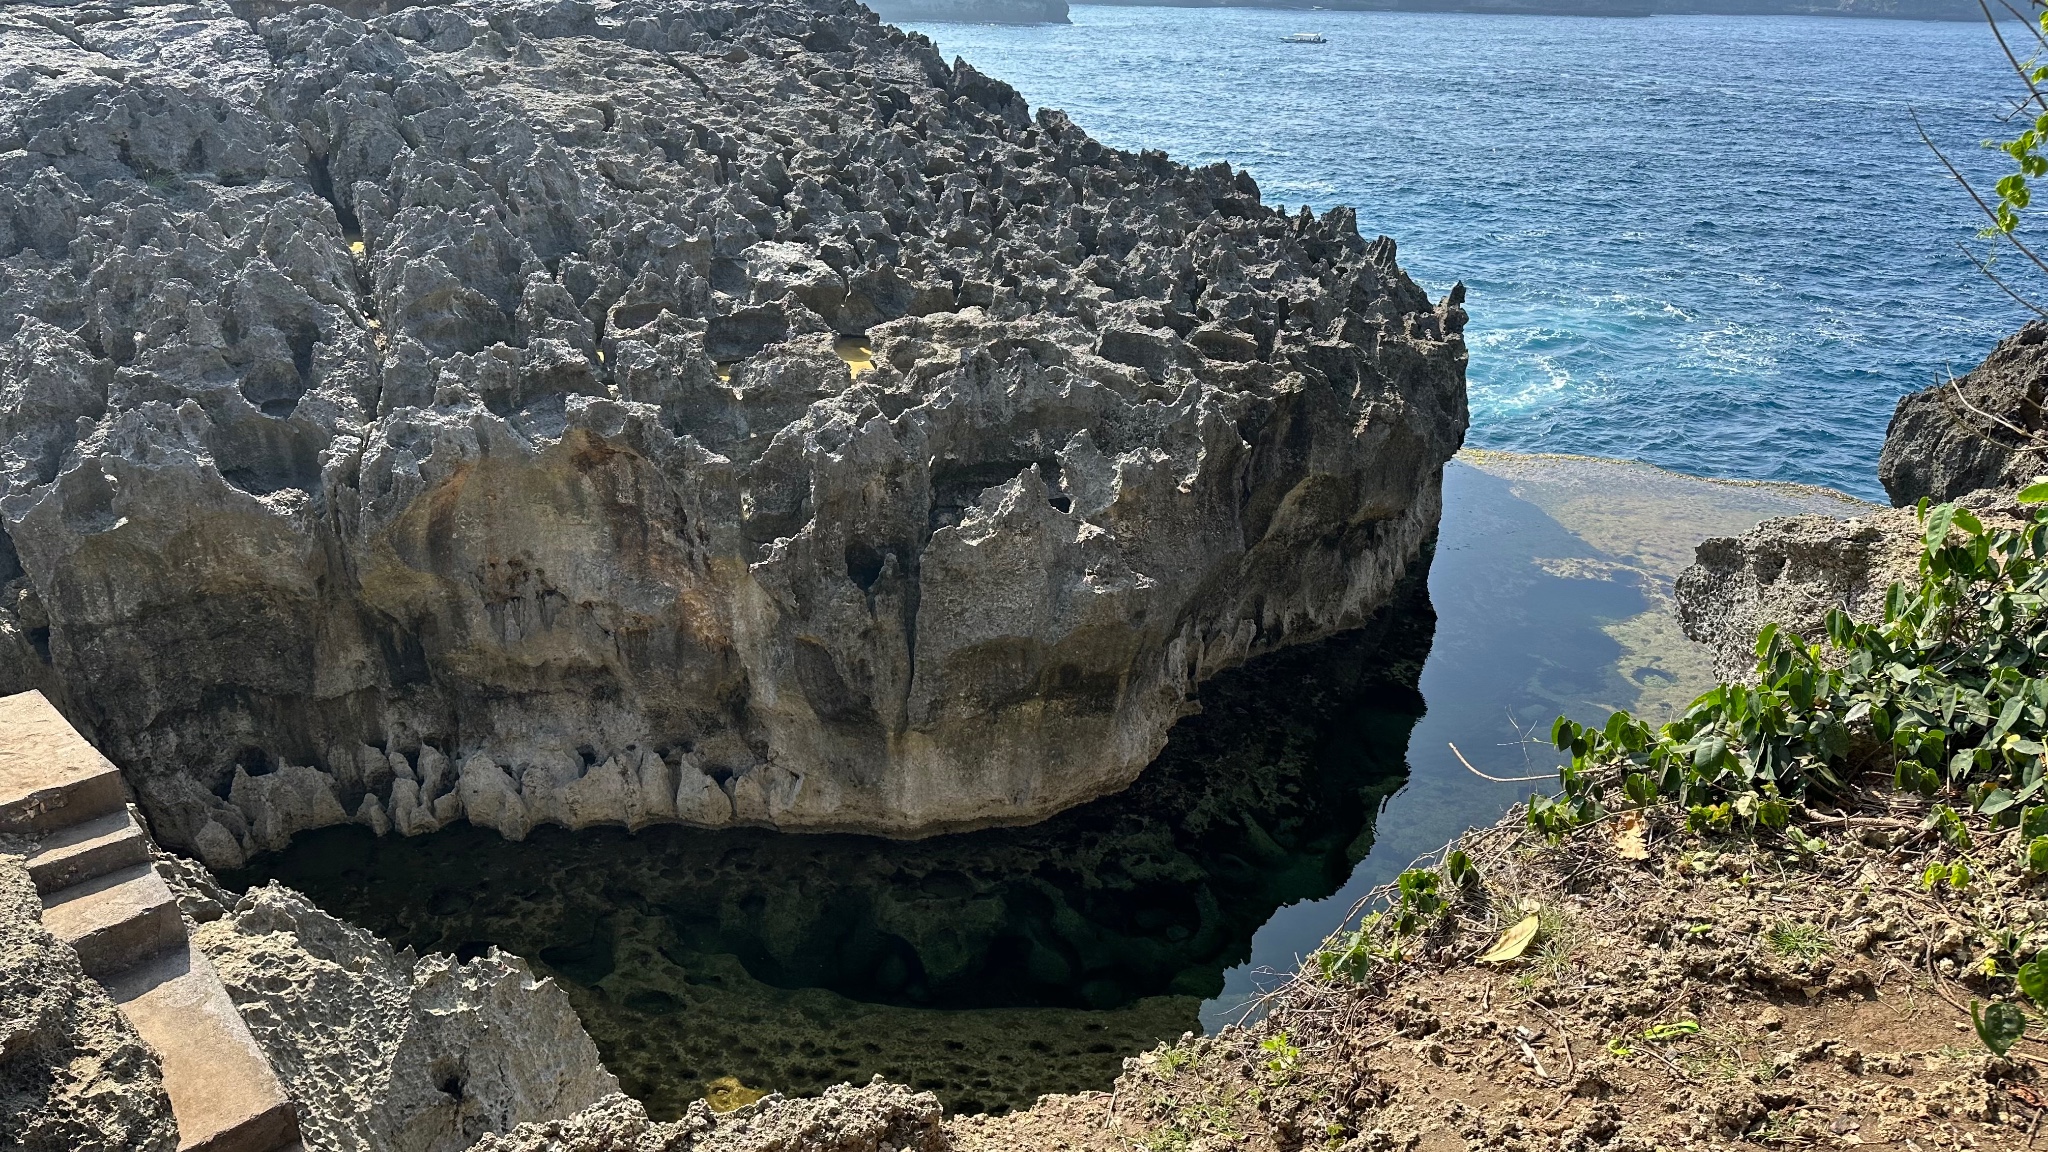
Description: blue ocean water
xmin=903 ymin=7 xmax=2029 ymax=499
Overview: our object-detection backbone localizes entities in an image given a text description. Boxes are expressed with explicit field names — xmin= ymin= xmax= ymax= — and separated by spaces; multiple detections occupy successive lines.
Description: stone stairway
xmin=0 ymin=690 xmax=301 ymax=1152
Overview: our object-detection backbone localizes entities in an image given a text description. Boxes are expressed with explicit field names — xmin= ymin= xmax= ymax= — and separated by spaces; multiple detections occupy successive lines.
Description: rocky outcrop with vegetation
xmin=0 ymin=0 xmax=1465 ymax=871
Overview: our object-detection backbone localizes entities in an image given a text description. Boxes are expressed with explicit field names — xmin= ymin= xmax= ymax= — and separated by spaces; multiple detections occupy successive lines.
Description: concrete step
xmin=40 ymin=861 xmax=186 ymax=980
xmin=105 ymin=945 xmax=301 ymax=1152
xmin=25 ymin=806 xmax=151 ymax=894
xmin=0 ymin=689 xmax=124 ymax=834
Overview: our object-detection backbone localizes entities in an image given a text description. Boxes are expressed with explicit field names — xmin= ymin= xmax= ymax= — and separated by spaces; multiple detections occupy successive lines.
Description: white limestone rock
xmin=231 ymin=764 xmax=350 ymax=855
xmin=193 ymin=881 xmax=618 ymax=1152
xmin=673 ymin=757 xmax=732 ymax=827
xmin=559 ymin=756 xmax=631 ymax=832
xmin=355 ymin=793 xmax=392 ymax=838
xmin=624 ymin=749 xmax=675 ymax=830
xmin=458 ymin=756 xmax=530 ymax=843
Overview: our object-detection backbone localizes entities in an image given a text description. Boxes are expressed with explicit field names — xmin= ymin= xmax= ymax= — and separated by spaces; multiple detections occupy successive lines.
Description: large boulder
xmin=0 ymin=0 xmax=1465 ymax=867
xmin=1879 ymin=320 xmax=2048 ymax=506
xmin=173 ymin=866 xmax=620 ymax=1152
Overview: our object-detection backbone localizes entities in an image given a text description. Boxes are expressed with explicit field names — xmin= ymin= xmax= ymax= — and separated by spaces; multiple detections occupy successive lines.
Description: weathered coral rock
xmin=1675 ymin=508 xmax=1922 ymax=683
xmin=0 ymin=852 xmax=179 ymax=1152
xmin=466 ymin=1080 xmax=947 ymax=1152
xmin=0 ymin=0 xmax=1465 ymax=868
xmin=1880 ymin=319 xmax=2048 ymax=506
xmin=175 ymin=867 xmax=619 ymax=1152
xmin=1685 ymin=321 xmax=2048 ymax=678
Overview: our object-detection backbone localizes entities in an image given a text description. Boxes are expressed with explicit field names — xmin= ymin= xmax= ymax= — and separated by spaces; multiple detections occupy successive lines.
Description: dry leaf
xmin=1478 ymin=914 xmax=1541 ymax=964
xmin=1614 ymin=810 xmax=1650 ymax=860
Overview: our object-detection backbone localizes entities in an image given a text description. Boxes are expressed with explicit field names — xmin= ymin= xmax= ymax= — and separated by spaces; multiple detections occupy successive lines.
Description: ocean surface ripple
xmin=907 ymin=7 xmax=2027 ymax=500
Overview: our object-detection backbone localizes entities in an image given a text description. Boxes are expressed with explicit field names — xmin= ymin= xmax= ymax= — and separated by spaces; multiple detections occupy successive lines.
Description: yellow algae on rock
xmin=832 ymin=335 xmax=874 ymax=376
xmin=703 ymin=1076 xmax=768 ymax=1113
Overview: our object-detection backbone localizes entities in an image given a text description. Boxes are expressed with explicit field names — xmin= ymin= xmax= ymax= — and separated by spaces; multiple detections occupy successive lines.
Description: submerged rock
xmin=0 ymin=0 xmax=1465 ymax=867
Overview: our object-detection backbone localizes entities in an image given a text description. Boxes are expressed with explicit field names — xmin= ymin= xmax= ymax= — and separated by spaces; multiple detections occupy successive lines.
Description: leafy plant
xmin=1315 ymin=923 xmax=1378 ymax=983
xmin=1259 ymin=1032 xmax=1301 ymax=1080
xmin=1390 ymin=867 xmax=1445 ymax=935
xmin=1642 ymin=1019 xmax=1701 ymax=1043
xmin=1538 ymin=497 xmax=2048 ymax=837
xmin=2018 ymin=953 xmax=2048 ymax=1006
xmin=1446 ymin=848 xmax=1481 ymax=889
xmin=1973 ymin=998 xmax=2028 ymax=1055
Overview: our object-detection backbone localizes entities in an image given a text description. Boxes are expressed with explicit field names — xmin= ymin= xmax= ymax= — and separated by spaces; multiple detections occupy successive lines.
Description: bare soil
xmin=949 ymin=780 xmax=2048 ymax=1151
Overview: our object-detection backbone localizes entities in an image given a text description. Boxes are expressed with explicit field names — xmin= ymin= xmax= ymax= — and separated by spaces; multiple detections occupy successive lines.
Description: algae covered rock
xmin=0 ymin=0 xmax=1465 ymax=866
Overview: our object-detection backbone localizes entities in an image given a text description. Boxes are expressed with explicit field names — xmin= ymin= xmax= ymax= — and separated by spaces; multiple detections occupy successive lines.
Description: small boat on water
xmin=1281 ymin=31 xmax=1327 ymax=42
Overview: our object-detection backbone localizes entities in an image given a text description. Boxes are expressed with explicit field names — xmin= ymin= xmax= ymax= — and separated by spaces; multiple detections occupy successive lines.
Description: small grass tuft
xmin=1762 ymin=920 xmax=1831 ymax=961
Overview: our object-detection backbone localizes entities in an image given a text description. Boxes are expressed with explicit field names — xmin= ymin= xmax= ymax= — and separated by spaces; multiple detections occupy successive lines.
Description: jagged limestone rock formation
xmin=0 ymin=852 xmax=178 ymax=1152
xmin=466 ymin=1082 xmax=946 ymax=1152
xmin=0 ymin=0 xmax=1466 ymax=870
xmin=1880 ymin=319 xmax=2048 ymax=506
xmin=157 ymin=854 xmax=619 ymax=1152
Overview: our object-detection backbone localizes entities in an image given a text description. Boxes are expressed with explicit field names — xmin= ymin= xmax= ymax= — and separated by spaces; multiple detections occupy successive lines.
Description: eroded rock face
xmin=1674 ymin=508 xmax=1920 ymax=683
xmin=467 ymin=1081 xmax=946 ymax=1152
xmin=0 ymin=853 xmax=178 ymax=1152
xmin=0 ymin=0 xmax=1466 ymax=869
xmin=161 ymin=859 xmax=620 ymax=1152
xmin=1880 ymin=319 xmax=2048 ymax=507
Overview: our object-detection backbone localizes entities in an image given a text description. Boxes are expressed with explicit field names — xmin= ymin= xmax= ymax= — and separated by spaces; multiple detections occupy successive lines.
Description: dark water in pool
xmin=230 ymin=572 xmax=1435 ymax=1118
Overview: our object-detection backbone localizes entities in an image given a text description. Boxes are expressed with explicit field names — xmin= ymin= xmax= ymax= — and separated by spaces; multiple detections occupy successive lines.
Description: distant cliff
xmin=1080 ymin=0 xmax=1980 ymax=20
xmin=868 ymin=0 xmax=1070 ymax=22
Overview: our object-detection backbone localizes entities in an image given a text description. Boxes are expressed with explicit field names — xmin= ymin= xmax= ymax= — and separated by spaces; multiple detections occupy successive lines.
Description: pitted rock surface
xmin=0 ymin=0 xmax=1465 ymax=868
xmin=173 ymin=865 xmax=620 ymax=1152
xmin=0 ymin=852 xmax=178 ymax=1152
xmin=466 ymin=1081 xmax=946 ymax=1152
xmin=1675 ymin=508 xmax=1920 ymax=684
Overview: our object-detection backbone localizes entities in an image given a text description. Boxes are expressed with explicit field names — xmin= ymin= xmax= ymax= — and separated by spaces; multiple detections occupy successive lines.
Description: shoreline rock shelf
xmin=0 ymin=0 xmax=1467 ymax=869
